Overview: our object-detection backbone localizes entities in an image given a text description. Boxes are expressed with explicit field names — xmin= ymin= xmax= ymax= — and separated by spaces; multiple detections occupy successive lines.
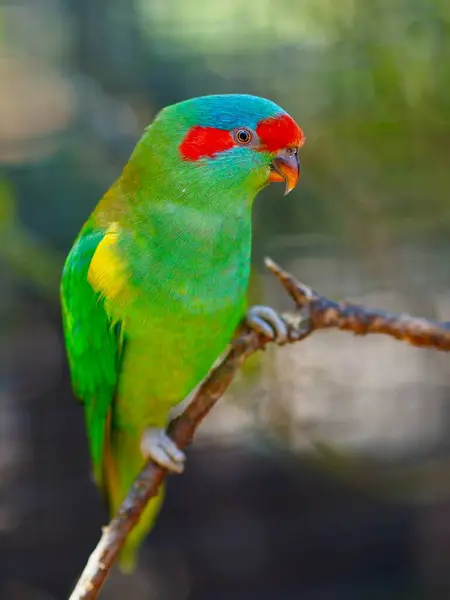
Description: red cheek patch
xmin=256 ymin=114 xmax=305 ymax=153
xmin=179 ymin=126 xmax=236 ymax=161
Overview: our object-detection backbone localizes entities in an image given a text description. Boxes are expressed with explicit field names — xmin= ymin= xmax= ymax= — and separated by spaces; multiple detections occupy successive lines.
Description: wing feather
xmin=61 ymin=226 xmax=127 ymax=483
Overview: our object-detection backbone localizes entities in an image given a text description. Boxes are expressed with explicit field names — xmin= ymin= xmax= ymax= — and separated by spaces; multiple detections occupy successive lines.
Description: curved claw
xmin=246 ymin=305 xmax=289 ymax=344
xmin=141 ymin=427 xmax=185 ymax=474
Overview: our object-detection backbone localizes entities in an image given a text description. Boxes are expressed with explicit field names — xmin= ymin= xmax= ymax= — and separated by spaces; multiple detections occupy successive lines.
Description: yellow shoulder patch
xmin=88 ymin=223 xmax=130 ymax=304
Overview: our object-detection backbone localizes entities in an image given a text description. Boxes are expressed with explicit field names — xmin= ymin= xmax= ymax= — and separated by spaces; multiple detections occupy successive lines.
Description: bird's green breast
xmin=110 ymin=200 xmax=252 ymax=426
xmin=129 ymin=202 xmax=251 ymax=311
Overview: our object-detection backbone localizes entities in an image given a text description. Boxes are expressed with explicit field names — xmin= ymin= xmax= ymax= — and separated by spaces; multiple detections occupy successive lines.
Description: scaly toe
xmin=141 ymin=427 xmax=185 ymax=474
xmin=246 ymin=305 xmax=288 ymax=344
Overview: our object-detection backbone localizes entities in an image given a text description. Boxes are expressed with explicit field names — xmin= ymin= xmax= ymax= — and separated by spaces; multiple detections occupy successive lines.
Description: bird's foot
xmin=246 ymin=305 xmax=288 ymax=344
xmin=140 ymin=427 xmax=185 ymax=473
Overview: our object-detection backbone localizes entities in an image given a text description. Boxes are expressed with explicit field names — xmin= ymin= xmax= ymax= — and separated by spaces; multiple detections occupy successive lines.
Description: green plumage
xmin=61 ymin=229 xmax=122 ymax=478
xmin=61 ymin=94 xmax=300 ymax=570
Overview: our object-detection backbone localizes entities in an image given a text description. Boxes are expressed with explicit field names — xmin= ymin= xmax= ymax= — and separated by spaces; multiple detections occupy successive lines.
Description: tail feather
xmin=102 ymin=420 xmax=165 ymax=573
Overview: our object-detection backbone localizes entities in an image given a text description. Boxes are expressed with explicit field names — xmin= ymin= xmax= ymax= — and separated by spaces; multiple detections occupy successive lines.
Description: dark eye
xmin=234 ymin=128 xmax=252 ymax=145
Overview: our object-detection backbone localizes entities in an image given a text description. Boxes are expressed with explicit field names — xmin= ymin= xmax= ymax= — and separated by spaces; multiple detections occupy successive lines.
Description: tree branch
xmin=69 ymin=258 xmax=450 ymax=600
xmin=264 ymin=258 xmax=450 ymax=350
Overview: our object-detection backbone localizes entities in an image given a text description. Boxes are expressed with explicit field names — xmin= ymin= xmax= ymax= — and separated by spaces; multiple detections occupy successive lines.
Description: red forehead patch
xmin=179 ymin=126 xmax=235 ymax=161
xmin=256 ymin=114 xmax=304 ymax=153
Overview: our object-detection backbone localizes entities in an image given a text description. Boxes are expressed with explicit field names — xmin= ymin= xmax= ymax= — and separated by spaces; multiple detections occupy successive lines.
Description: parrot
xmin=60 ymin=94 xmax=304 ymax=572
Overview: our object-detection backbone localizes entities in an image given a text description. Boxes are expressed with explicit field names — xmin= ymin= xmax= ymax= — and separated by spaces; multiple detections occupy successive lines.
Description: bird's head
xmin=150 ymin=94 xmax=304 ymax=202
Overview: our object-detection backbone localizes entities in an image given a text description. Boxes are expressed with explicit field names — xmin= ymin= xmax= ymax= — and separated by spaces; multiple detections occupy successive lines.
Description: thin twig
xmin=265 ymin=258 xmax=450 ymax=350
xmin=69 ymin=258 xmax=450 ymax=600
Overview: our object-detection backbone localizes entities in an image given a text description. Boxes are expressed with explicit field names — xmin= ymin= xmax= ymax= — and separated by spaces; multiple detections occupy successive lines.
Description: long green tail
xmin=103 ymin=424 xmax=165 ymax=573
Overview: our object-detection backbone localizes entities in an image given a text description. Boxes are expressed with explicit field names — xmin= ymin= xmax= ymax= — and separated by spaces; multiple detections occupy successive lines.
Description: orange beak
xmin=268 ymin=148 xmax=300 ymax=195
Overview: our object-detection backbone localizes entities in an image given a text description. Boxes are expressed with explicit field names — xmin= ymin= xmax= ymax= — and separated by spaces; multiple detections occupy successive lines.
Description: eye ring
xmin=234 ymin=128 xmax=252 ymax=145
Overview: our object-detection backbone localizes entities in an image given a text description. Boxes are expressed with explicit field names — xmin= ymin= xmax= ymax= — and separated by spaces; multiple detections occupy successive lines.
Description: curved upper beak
xmin=269 ymin=148 xmax=300 ymax=195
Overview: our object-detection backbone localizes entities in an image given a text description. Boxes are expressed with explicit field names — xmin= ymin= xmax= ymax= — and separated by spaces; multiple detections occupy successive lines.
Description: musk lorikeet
xmin=61 ymin=94 xmax=304 ymax=571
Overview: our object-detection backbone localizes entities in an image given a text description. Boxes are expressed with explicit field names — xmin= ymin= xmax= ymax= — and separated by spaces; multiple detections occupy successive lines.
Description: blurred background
xmin=1 ymin=0 xmax=450 ymax=598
